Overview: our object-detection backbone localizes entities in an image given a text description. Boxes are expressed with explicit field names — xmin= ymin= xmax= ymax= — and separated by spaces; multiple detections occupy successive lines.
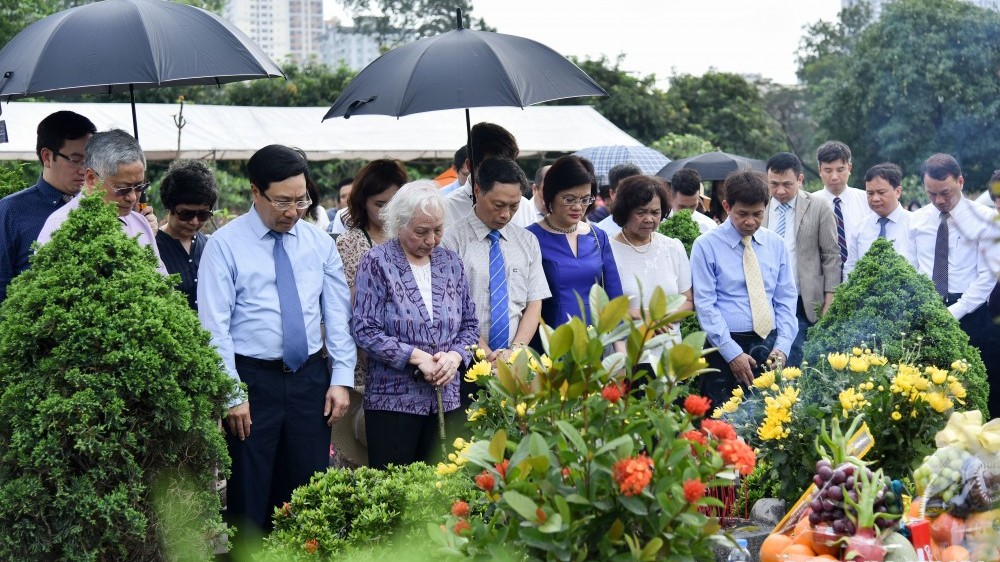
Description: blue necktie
xmin=487 ymin=229 xmax=510 ymax=351
xmin=776 ymin=203 xmax=789 ymax=238
xmin=271 ymin=231 xmax=309 ymax=371
xmin=834 ymin=197 xmax=848 ymax=264
xmin=877 ymin=217 xmax=889 ymax=239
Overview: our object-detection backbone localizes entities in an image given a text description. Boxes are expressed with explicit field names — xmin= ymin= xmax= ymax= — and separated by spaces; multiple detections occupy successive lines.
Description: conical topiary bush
xmin=803 ymin=237 xmax=989 ymax=416
xmin=0 ymin=193 xmax=234 ymax=560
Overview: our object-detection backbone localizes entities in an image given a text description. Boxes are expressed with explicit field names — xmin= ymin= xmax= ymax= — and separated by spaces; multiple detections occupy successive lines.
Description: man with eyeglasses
xmin=197 ymin=145 xmax=355 ymax=552
xmin=0 ymin=111 xmax=96 ymax=302
xmin=36 ymin=129 xmax=166 ymax=274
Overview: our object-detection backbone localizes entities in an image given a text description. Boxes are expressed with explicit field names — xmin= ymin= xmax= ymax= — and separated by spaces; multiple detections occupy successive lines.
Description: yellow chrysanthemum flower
xmin=928 ymin=367 xmax=948 ymax=385
xmin=732 ymin=386 xmax=745 ymax=398
xmin=852 ymin=347 xmax=863 ymax=356
xmin=927 ymin=392 xmax=953 ymax=413
xmin=949 ymin=380 xmax=967 ymax=399
xmin=464 ymin=360 xmax=492 ymax=382
xmin=828 ymin=352 xmax=849 ymax=371
xmin=467 ymin=407 xmax=485 ymax=421
xmin=475 ymin=347 xmax=487 ymax=361
xmin=849 ymin=356 xmax=870 ymax=373
xmin=753 ymin=370 xmax=776 ymax=389
xmin=891 ymin=411 xmax=902 ymax=421
xmin=781 ymin=366 xmax=802 ymax=380
xmin=435 ymin=462 xmax=460 ymax=476
xmin=515 ymin=402 xmax=527 ymax=417
xmin=951 ymin=359 xmax=968 ymax=373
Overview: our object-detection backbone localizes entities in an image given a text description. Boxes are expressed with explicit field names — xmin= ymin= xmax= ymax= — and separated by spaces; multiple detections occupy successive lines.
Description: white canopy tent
xmin=0 ymin=102 xmax=641 ymax=161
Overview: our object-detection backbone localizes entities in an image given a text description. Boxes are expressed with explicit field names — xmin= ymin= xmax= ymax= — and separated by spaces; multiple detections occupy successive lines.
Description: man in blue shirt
xmin=0 ymin=111 xmax=95 ymax=302
xmin=691 ymin=169 xmax=798 ymax=410
xmin=197 ymin=145 xmax=356 ymax=548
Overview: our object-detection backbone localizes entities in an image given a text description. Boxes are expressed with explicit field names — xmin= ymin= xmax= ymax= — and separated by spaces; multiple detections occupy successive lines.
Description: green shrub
xmin=261 ymin=463 xmax=473 ymax=561
xmin=0 ymin=193 xmax=233 ymax=561
xmin=0 ymin=161 xmax=27 ymax=199
xmin=659 ymin=209 xmax=702 ymax=337
xmin=802 ymin=237 xmax=989 ymax=415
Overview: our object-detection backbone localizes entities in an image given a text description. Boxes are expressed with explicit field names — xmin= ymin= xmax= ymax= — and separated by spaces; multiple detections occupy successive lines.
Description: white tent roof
xmin=0 ymin=102 xmax=641 ymax=161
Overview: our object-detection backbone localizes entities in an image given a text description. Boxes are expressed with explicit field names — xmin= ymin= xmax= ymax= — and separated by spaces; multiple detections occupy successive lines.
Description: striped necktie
xmin=833 ymin=197 xmax=848 ymax=268
xmin=742 ymin=235 xmax=773 ymax=340
xmin=933 ymin=212 xmax=949 ymax=298
xmin=487 ymin=229 xmax=510 ymax=351
xmin=776 ymin=203 xmax=789 ymax=238
xmin=271 ymin=231 xmax=309 ymax=371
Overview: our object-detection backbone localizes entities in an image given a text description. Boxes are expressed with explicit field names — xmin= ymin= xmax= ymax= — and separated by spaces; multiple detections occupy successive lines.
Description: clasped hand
xmin=415 ymin=350 xmax=462 ymax=387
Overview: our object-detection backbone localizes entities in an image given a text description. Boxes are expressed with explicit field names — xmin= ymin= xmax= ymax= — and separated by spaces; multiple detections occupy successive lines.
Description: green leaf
xmin=502 ymin=490 xmax=539 ymax=521
xmin=609 ymin=518 xmax=625 ymax=541
xmin=555 ymin=420 xmax=587 ymax=454
xmin=565 ymin=494 xmax=590 ymax=505
xmin=648 ymin=287 xmax=667 ymax=321
xmin=488 ymin=429 xmax=507 ymax=463
xmin=641 ymin=537 xmax=664 ymax=561
xmin=554 ymin=494 xmax=572 ymax=525
xmin=595 ymin=434 xmax=632 ymax=456
xmin=538 ymin=512 xmax=563 ymax=533
xmin=618 ymin=495 xmax=649 ymax=515
xmin=547 ymin=323 xmax=573 ymax=360
xmin=597 ymin=295 xmax=630 ymax=334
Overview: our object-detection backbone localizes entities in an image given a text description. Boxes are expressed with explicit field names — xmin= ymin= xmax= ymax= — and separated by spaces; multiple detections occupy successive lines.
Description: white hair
xmin=380 ymin=179 xmax=446 ymax=239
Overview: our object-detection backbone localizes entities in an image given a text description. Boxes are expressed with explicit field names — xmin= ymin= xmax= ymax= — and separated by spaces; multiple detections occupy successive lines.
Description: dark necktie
xmin=834 ymin=197 xmax=848 ymax=268
xmin=61 ymin=194 xmax=74 ymax=204
xmin=487 ymin=229 xmax=510 ymax=350
xmin=877 ymin=217 xmax=889 ymax=239
xmin=271 ymin=231 xmax=309 ymax=371
xmin=932 ymin=212 xmax=950 ymax=298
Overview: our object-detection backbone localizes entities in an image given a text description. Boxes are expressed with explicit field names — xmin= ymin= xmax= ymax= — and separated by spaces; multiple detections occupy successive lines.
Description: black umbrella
xmin=0 ymin=0 xmax=283 ymax=139
xmin=655 ymin=150 xmax=766 ymax=182
xmin=324 ymin=9 xmax=607 ymax=187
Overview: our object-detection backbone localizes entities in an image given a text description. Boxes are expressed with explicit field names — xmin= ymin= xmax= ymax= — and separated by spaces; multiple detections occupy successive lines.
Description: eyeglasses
xmin=174 ymin=209 xmax=215 ymax=221
xmin=94 ymin=172 xmax=150 ymax=197
xmin=559 ymin=195 xmax=595 ymax=207
xmin=259 ymin=190 xmax=312 ymax=211
xmin=53 ymin=150 xmax=85 ymax=166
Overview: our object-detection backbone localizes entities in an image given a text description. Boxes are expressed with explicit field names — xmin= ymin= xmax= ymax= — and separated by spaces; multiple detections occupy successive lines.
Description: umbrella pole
xmin=129 ymin=84 xmax=138 ymax=141
xmin=466 ymin=108 xmax=476 ymax=205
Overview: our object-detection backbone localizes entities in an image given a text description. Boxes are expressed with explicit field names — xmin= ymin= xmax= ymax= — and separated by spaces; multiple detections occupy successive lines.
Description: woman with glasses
xmin=155 ymin=160 xmax=218 ymax=310
xmin=526 ymin=155 xmax=623 ymax=339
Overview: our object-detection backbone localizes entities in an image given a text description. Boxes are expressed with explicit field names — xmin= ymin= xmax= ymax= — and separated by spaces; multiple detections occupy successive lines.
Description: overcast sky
xmin=324 ymin=0 xmax=843 ymax=87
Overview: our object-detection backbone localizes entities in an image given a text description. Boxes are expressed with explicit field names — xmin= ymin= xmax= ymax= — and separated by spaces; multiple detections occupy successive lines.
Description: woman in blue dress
xmin=527 ymin=155 xmax=623 ymax=342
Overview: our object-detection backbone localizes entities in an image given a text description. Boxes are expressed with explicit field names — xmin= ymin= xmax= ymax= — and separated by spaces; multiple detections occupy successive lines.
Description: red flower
xmin=700 ymin=419 xmax=737 ymax=441
xmin=561 ymin=467 xmax=571 ymax=479
xmin=281 ymin=502 xmax=292 ymax=516
xmin=451 ymin=500 xmax=470 ymax=517
xmin=684 ymin=395 xmax=712 ymax=417
xmin=495 ymin=458 xmax=509 ymax=479
xmin=535 ymin=507 xmax=547 ymax=523
xmin=453 ymin=519 xmax=471 ymax=534
xmin=718 ymin=439 xmax=756 ymax=476
xmin=601 ymin=381 xmax=625 ymax=403
xmin=683 ymin=478 xmax=706 ymax=503
xmin=475 ymin=470 xmax=495 ymax=491
xmin=612 ymin=453 xmax=654 ymax=496
xmin=303 ymin=539 xmax=319 ymax=554
xmin=681 ymin=430 xmax=707 ymax=446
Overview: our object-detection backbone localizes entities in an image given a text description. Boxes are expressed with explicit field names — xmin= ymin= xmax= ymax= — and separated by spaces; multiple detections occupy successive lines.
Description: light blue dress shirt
xmin=691 ymin=219 xmax=798 ymax=363
xmin=198 ymin=205 xmax=356 ymax=404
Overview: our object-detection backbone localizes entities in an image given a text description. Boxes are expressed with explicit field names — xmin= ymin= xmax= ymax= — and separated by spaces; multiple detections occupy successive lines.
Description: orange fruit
xmin=760 ymin=533 xmax=792 ymax=562
xmin=940 ymin=544 xmax=971 ymax=562
xmin=782 ymin=543 xmax=817 ymax=560
xmin=908 ymin=497 xmax=925 ymax=520
xmin=931 ymin=513 xmax=966 ymax=547
xmin=965 ymin=508 xmax=1000 ymax=544
xmin=813 ymin=556 xmax=838 ymax=561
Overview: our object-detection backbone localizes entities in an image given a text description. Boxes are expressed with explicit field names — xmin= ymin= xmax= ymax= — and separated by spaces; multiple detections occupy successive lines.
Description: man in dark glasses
xmin=36 ymin=129 xmax=166 ymax=274
xmin=0 ymin=110 xmax=95 ymax=302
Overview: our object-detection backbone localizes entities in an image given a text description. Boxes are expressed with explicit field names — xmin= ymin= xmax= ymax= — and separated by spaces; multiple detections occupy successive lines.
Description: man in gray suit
xmin=763 ymin=152 xmax=841 ymax=366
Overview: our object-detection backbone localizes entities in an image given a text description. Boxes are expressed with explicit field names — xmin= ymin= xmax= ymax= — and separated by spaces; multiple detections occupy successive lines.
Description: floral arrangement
xmin=718 ymin=345 xmax=969 ymax=503
xmin=430 ymin=287 xmax=757 ymax=560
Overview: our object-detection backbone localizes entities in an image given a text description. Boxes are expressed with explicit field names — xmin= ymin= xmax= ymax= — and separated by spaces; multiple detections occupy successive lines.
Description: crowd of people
xmin=2 ymin=110 xmax=999 ymax=551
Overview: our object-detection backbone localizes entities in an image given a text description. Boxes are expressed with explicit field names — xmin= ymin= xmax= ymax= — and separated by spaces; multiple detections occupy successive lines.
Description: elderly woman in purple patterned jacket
xmin=352 ymin=179 xmax=479 ymax=469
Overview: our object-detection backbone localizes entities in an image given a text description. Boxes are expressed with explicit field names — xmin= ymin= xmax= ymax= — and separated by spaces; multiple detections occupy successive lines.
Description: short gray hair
xmin=84 ymin=129 xmax=145 ymax=178
xmin=380 ymin=179 xmax=445 ymax=239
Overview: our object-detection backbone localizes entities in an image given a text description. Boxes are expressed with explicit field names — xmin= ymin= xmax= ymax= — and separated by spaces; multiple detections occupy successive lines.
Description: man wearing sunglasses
xmin=37 ymin=129 xmax=166 ymax=274
xmin=0 ymin=111 xmax=96 ymax=302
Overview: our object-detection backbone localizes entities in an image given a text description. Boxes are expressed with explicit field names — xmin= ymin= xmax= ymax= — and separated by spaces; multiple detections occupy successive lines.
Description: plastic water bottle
xmin=727 ymin=538 xmax=750 ymax=562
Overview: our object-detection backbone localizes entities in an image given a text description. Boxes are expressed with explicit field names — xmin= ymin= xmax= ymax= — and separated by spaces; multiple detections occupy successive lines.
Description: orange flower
xmin=451 ymin=500 xmax=469 ymax=517
xmin=475 ymin=470 xmax=495 ymax=491
xmin=612 ymin=453 xmax=654 ymax=496
xmin=495 ymin=458 xmax=510 ymax=479
xmin=700 ymin=419 xmax=737 ymax=441
xmin=453 ymin=519 xmax=471 ymax=534
xmin=683 ymin=478 xmax=706 ymax=503
xmin=303 ymin=539 xmax=319 ymax=554
xmin=601 ymin=381 xmax=625 ymax=403
xmin=718 ymin=439 xmax=756 ymax=476
xmin=684 ymin=395 xmax=712 ymax=417
xmin=535 ymin=507 xmax=547 ymax=523
xmin=681 ymin=429 xmax=706 ymax=447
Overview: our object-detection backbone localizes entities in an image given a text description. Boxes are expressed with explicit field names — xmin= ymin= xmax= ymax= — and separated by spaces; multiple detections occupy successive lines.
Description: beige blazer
xmin=762 ymin=191 xmax=841 ymax=323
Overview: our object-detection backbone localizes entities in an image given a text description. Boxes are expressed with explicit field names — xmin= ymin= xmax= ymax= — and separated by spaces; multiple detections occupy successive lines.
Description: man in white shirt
xmin=594 ymin=162 xmax=642 ymax=235
xmin=444 ymin=123 xmax=536 ymax=227
xmin=811 ymin=141 xmax=868 ymax=278
xmin=844 ymin=163 xmax=916 ymax=276
xmin=529 ymin=165 xmax=550 ymax=222
xmin=908 ymin=153 xmax=1000 ymax=416
xmin=669 ymin=168 xmax=718 ymax=235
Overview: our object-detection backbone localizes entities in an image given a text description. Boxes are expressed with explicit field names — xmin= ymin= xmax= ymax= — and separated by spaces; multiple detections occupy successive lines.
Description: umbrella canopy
xmin=572 ymin=145 xmax=671 ymax=186
xmin=0 ymin=0 xmax=283 ymax=138
xmin=655 ymin=150 xmax=766 ymax=182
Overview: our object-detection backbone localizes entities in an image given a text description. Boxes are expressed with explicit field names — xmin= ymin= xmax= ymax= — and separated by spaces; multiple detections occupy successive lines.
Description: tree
xmin=798 ymin=0 xmax=1000 ymax=187
xmin=759 ymin=81 xmax=818 ymax=176
xmin=663 ymin=72 xmax=786 ymax=159
xmin=340 ymin=0 xmax=493 ymax=49
xmin=650 ymin=133 xmax=716 ymax=160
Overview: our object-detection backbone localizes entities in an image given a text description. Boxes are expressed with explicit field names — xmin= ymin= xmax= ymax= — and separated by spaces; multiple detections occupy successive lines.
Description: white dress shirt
xmin=444 ymin=181 xmax=536 ymax=228
xmin=595 ymin=213 xmax=621 ymax=235
xmin=844 ymin=204 xmax=916 ymax=277
xmin=327 ymin=207 xmax=349 ymax=235
xmin=768 ymin=195 xmax=798 ymax=287
xmin=908 ymin=197 xmax=999 ymax=319
xmin=813 ymin=186 xmax=868 ymax=265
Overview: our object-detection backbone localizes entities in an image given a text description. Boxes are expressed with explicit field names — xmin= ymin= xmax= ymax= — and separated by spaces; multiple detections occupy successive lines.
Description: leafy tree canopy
xmin=797 ymin=0 xmax=1000 ymax=188
xmin=340 ymin=0 xmax=493 ymax=49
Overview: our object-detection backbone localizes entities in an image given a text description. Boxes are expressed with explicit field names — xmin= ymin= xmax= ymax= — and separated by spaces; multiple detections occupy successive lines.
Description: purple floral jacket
xmin=352 ymin=239 xmax=479 ymax=414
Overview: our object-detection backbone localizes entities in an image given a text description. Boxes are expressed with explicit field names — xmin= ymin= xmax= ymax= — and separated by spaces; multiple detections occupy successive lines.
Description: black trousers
xmin=950 ymin=293 xmax=1000 ymax=418
xmin=225 ymin=352 xmax=330 ymax=537
xmin=788 ymin=297 xmax=813 ymax=367
xmin=700 ymin=330 xmax=777 ymax=411
xmin=365 ymin=408 xmax=463 ymax=469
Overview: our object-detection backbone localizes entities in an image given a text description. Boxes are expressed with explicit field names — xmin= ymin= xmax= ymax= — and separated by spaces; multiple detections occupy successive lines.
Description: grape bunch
xmin=807 ymin=459 xmax=897 ymax=534
xmin=913 ymin=446 xmax=971 ymax=502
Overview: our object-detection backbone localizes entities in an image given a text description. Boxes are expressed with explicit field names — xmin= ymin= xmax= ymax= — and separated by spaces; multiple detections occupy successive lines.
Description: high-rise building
xmin=224 ymin=0 xmax=324 ymax=64
xmin=317 ymin=19 xmax=383 ymax=71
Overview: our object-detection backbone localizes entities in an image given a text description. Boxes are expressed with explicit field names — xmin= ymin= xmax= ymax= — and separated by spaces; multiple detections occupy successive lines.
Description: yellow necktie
xmin=742 ymin=235 xmax=774 ymax=339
